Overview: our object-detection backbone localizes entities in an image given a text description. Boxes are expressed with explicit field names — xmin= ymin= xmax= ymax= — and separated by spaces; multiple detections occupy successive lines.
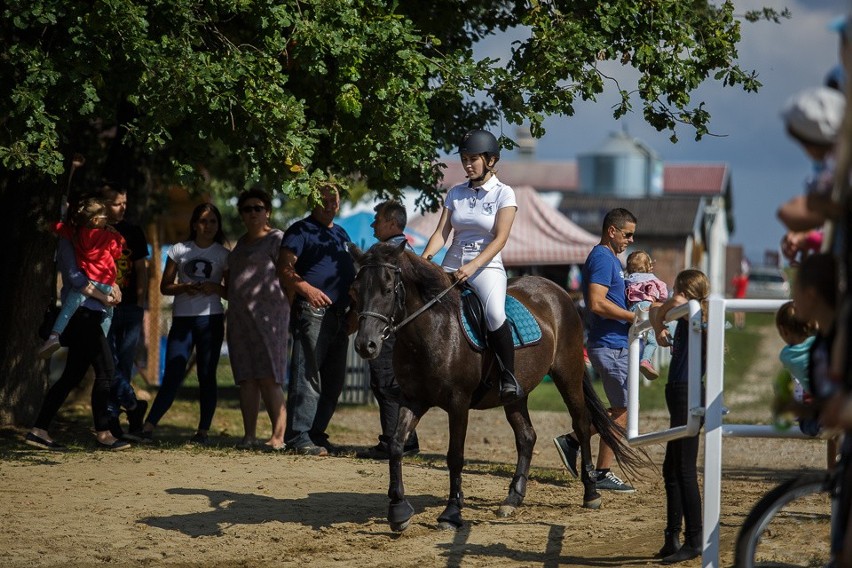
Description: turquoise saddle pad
xmin=460 ymin=289 xmax=542 ymax=351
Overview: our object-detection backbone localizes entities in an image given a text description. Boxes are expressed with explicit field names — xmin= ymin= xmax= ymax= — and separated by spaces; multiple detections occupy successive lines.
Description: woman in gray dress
xmin=227 ymin=189 xmax=289 ymax=450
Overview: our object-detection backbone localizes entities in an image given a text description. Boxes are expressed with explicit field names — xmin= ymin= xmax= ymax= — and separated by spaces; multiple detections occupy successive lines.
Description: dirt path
xmin=0 ymin=325 xmax=832 ymax=567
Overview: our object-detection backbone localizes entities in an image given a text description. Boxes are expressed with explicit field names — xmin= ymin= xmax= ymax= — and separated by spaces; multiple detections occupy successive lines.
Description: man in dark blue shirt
xmin=280 ymin=184 xmax=356 ymax=455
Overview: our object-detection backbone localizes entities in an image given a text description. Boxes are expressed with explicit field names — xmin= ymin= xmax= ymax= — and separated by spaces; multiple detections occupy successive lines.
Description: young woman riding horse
xmin=421 ymin=129 xmax=523 ymax=403
xmin=351 ymin=242 xmax=644 ymax=531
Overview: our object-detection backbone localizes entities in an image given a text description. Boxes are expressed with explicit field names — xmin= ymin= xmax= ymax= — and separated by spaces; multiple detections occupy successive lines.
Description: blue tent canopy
xmin=336 ymin=211 xmax=445 ymax=263
xmin=336 ymin=211 xmax=379 ymax=251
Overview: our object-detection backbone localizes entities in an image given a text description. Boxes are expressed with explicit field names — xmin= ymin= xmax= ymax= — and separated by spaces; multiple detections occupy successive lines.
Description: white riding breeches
xmin=447 ymin=266 xmax=507 ymax=332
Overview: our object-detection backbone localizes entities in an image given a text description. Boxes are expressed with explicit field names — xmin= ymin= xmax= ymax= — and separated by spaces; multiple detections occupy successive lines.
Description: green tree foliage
xmin=0 ymin=0 xmax=784 ymax=423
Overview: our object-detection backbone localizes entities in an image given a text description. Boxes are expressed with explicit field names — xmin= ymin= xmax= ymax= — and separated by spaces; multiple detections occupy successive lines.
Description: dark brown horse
xmin=350 ymin=241 xmax=643 ymax=531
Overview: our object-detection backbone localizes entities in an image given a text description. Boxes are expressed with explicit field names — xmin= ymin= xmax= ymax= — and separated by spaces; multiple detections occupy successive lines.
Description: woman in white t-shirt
xmin=422 ymin=129 xmax=521 ymax=402
xmin=138 ymin=203 xmax=230 ymax=444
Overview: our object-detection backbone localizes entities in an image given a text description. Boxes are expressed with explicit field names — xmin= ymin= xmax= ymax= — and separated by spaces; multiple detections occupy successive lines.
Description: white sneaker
xmin=37 ymin=335 xmax=61 ymax=359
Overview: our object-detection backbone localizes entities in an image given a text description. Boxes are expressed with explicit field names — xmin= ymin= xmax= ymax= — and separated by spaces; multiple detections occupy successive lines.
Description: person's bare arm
xmin=278 ymin=247 xmax=331 ymax=308
xmin=422 ymin=207 xmax=452 ymax=260
xmin=160 ymin=258 xmax=198 ymax=296
xmin=777 ymin=194 xmax=826 ymax=232
xmin=82 ymin=281 xmax=112 ymax=304
xmin=651 ymin=292 xmax=688 ymax=347
xmin=586 ymin=282 xmax=635 ymax=324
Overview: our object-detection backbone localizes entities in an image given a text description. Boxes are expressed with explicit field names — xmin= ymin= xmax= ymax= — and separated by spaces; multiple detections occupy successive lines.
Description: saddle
xmin=459 ymin=288 xmax=542 ymax=351
xmin=459 ymin=287 xmax=542 ymax=408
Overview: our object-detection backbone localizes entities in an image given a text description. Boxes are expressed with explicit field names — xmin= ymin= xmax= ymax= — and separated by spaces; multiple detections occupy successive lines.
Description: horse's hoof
xmin=437 ymin=496 xmax=464 ymax=529
xmin=437 ymin=509 xmax=464 ymax=529
xmin=583 ymin=496 xmax=602 ymax=510
xmin=497 ymin=504 xmax=516 ymax=518
xmin=388 ymin=499 xmax=415 ymax=528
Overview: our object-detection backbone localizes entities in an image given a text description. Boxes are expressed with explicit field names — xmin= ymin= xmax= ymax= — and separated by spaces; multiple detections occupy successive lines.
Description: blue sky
xmin=479 ymin=0 xmax=845 ymax=264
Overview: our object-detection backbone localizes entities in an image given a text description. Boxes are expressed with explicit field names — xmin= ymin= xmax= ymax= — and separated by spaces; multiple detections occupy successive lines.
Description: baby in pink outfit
xmin=625 ymin=250 xmax=669 ymax=380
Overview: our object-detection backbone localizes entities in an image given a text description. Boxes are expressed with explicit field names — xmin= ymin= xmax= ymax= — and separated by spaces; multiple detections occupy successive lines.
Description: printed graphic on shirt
xmin=183 ymin=258 xmax=214 ymax=281
xmin=114 ymin=244 xmax=132 ymax=288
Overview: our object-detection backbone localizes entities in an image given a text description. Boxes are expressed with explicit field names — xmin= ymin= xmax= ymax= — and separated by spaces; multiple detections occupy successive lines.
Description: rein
xmin=357 ymin=261 xmax=461 ymax=339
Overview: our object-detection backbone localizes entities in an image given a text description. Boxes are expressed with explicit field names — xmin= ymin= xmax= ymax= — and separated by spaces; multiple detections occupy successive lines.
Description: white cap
xmin=781 ymin=87 xmax=846 ymax=146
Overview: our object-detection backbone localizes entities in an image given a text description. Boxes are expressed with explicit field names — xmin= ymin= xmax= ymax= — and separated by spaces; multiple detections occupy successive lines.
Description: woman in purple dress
xmin=227 ymin=189 xmax=289 ymax=450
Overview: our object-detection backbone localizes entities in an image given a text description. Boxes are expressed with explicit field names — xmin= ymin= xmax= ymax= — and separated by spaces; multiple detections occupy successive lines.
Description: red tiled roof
xmin=437 ymin=161 xmax=727 ymax=195
xmin=663 ymin=164 xmax=729 ymax=194
xmin=439 ymin=161 xmax=578 ymax=192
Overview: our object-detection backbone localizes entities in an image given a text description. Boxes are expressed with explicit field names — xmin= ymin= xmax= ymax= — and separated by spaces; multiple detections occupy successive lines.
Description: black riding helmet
xmin=459 ymin=129 xmax=500 ymax=162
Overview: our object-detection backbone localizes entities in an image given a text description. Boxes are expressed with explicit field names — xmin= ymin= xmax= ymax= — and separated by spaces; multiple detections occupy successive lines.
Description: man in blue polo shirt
xmin=553 ymin=208 xmax=638 ymax=493
xmin=280 ymin=184 xmax=356 ymax=455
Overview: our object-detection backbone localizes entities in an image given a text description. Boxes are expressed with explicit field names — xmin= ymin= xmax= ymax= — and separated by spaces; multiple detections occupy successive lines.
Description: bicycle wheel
xmin=734 ymin=473 xmax=832 ymax=567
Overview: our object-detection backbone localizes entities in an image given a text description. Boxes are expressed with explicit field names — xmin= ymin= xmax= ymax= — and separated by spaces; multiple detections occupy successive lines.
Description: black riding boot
xmin=488 ymin=321 xmax=523 ymax=402
xmin=661 ymin=531 xmax=700 ymax=564
xmin=655 ymin=529 xmax=682 ymax=558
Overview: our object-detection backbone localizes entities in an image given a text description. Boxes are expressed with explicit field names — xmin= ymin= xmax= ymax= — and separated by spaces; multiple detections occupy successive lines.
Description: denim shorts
xmin=587 ymin=346 xmax=629 ymax=408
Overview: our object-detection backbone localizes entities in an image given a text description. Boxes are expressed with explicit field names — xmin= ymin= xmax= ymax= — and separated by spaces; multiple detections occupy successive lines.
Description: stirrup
xmin=499 ymin=372 xmax=524 ymax=401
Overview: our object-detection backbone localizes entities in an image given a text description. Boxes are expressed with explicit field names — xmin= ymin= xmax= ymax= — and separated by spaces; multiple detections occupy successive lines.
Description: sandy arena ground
xmin=0 ymin=326 xmax=832 ymax=567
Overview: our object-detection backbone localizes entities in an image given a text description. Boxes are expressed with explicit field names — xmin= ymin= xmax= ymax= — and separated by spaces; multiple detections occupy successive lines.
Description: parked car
xmin=745 ymin=267 xmax=790 ymax=299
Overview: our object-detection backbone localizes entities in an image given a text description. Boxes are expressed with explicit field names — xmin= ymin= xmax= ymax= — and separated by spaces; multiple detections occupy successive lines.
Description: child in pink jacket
xmin=625 ymin=250 xmax=669 ymax=379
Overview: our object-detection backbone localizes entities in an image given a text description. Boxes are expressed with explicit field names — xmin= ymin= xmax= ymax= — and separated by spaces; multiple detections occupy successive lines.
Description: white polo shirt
xmin=442 ymin=175 xmax=517 ymax=270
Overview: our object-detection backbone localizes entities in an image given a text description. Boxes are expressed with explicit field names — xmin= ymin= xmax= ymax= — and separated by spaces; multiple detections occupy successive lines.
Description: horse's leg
xmin=551 ymin=368 xmax=602 ymax=510
xmin=387 ymin=400 xmax=422 ymax=459
xmin=437 ymin=404 xmax=469 ymax=530
xmin=571 ymin=393 xmax=601 ymax=510
xmin=497 ymin=399 xmax=536 ymax=517
xmin=387 ymin=403 xmax=426 ymax=532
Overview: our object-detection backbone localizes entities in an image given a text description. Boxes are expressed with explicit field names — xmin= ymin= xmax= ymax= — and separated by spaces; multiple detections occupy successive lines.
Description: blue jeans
xmin=107 ymin=303 xmax=144 ymax=416
xmin=53 ymin=281 xmax=114 ymax=337
xmin=630 ymin=300 xmax=658 ymax=363
xmin=146 ymin=314 xmax=224 ymax=431
xmin=285 ymin=301 xmax=349 ymax=449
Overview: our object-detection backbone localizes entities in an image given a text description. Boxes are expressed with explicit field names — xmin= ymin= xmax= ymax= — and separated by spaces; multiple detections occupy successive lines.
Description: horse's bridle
xmin=356 ymin=262 xmax=406 ymax=340
xmin=356 ymin=261 xmax=461 ymax=339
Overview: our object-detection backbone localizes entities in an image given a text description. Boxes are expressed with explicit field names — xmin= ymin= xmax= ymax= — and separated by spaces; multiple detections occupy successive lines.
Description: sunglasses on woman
xmin=240 ymin=205 xmax=266 ymax=213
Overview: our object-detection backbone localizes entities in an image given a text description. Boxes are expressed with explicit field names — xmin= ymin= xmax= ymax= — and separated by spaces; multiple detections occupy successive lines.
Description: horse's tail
xmin=582 ymin=372 xmax=652 ymax=480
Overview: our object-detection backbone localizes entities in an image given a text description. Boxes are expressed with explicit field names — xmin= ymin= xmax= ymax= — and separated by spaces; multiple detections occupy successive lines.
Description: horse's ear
xmin=348 ymin=242 xmax=364 ymax=264
xmin=394 ymin=240 xmax=407 ymax=255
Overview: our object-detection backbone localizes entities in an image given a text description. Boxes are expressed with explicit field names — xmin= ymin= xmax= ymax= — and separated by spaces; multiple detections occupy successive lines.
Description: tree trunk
xmin=0 ymin=173 xmax=62 ymax=425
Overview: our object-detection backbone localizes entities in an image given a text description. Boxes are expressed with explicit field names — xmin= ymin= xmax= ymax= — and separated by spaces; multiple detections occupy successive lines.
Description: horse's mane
xmin=365 ymin=243 xmax=460 ymax=315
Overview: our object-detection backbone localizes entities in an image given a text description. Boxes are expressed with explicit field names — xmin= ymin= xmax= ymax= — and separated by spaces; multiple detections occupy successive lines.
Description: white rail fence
xmin=627 ymin=296 xmax=817 ymax=568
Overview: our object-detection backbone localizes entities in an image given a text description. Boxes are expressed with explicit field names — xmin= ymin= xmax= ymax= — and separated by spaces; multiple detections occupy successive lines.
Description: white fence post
xmin=626 ymin=295 xmax=798 ymax=566
xmin=702 ymin=294 xmax=727 ymax=567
